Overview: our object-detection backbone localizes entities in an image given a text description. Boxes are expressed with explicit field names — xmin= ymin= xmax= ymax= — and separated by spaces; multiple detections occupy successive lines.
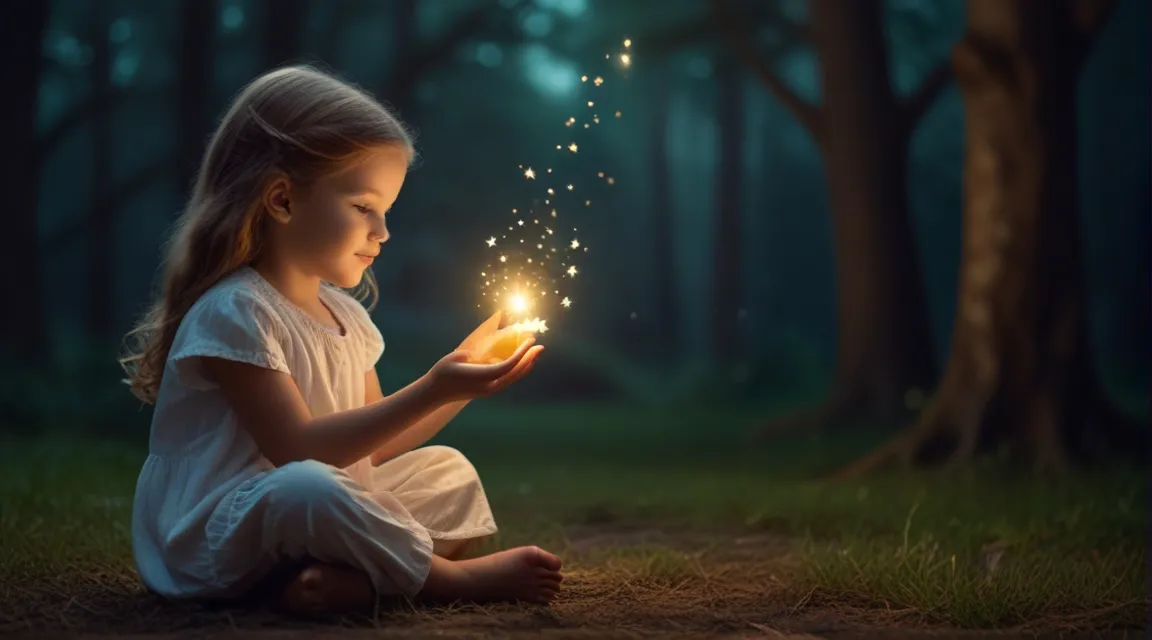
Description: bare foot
xmin=418 ymin=545 xmax=563 ymax=605
xmin=275 ymin=563 xmax=374 ymax=615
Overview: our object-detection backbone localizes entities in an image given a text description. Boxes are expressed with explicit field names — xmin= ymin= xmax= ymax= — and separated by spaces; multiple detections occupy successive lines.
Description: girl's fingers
xmin=487 ymin=349 xmax=541 ymax=392
xmin=461 ymin=338 xmax=535 ymax=379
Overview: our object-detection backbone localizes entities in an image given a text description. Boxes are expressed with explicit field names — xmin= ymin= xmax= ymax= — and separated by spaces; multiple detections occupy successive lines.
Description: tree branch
xmin=900 ymin=58 xmax=952 ymax=134
xmin=710 ymin=0 xmax=822 ymax=141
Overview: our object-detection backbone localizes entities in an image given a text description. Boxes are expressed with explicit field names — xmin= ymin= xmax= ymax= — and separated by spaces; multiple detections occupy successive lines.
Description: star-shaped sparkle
xmin=486 ymin=237 xmax=496 ymax=247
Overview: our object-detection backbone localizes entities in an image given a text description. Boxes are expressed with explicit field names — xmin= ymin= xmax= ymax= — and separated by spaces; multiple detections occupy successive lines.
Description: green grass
xmin=1 ymin=404 xmax=1147 ymax=631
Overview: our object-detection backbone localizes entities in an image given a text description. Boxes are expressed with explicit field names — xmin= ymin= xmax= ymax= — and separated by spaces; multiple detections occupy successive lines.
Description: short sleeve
xmin=323 ymin=286 xmax=384 ymax=371
xmin=167 ymin=286 xmax=291 ymax=390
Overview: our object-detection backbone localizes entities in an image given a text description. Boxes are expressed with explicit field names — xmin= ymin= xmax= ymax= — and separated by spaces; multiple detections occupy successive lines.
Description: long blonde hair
xmin=120 ymin=65 xmax=414 ymax=404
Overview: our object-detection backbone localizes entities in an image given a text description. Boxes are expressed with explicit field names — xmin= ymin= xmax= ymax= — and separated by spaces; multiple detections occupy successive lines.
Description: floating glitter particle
xmin=486 ymin=237 xmax=496 ymax=247
xmin=568 ymin=143 xmax=578 ymax=153
xmin=593 ymin=76 xmax=604 ymax=86
xmin=561 ymin=297 xmax=572 ymax=308
xmin=615 ymin=110 xmax=622 ymax=118
xmin=566 ymin=184 xmax=574 ymax=191
xmin=570 ymin=239 xmax=580 ymax=249
xmin=524 ymin=167 xmax=535 ymax=179
xmin=607 ymin=177 xmax=615 ymax=185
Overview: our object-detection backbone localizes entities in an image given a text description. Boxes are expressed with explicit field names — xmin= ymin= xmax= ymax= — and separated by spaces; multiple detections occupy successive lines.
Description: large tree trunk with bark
xmin=712 ymin=0 xmax=950 ymax=436
xmin=836 ymin=0 xmax=1140 ymax=478
xmin=0 ymin=0 xmax=50 ymax=364
xmin=712 ymin=58 xmax=744 ymax=365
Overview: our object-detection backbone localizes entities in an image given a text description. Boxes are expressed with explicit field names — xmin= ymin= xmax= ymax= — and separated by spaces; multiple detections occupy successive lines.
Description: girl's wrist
xmin=412 ymin=371 xmax=452 ymax=408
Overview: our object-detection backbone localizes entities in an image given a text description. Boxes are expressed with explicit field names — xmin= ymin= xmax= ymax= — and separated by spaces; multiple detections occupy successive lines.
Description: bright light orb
xmin=508 ymin=294 xmax=529 ymax=314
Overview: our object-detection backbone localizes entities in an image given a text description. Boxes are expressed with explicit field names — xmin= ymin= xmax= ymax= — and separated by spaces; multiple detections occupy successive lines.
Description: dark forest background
xmin=0 ymin=0 xmax=1147 ymax=474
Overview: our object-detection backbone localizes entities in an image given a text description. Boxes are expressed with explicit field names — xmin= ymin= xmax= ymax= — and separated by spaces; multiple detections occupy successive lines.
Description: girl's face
xmin=270 ymin=145 xmax=409 ymax=288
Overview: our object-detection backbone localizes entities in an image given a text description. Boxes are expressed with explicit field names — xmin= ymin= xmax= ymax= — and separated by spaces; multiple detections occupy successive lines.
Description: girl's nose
xmin=369 ymin=220 xmax=389 ymax=244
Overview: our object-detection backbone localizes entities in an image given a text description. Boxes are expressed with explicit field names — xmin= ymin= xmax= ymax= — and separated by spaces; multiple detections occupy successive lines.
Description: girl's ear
xmin=262 ymin=177 xmax=293 ymax=223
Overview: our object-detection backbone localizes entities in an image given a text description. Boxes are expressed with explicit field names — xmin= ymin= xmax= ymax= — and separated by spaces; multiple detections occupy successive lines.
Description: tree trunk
xmin=712 ymin=58 xmax=744 ymax=365
xmin=835 ymin=0 xmax=1137 ymax=478
xmin=648 ymin=64 xmax=678 ymax=360
xmin=178 ymin=0 xmax=216 ymax=193
xmin=0 ymin=0 xmax=50 ymax=364
xmin=712 ymin=0 xmax=954 ymax=435
xmin=755 ymin=0 xmax=936 ymax=435
xmin=88 ymin=4 xmax=116 ymax=341
xmin=263 ymin=0 xmax=308 ymax=69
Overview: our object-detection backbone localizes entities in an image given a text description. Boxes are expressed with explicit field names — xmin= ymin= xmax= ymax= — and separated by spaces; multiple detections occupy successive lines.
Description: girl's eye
xmin=354 ymin=204 xmax=374 ymax=215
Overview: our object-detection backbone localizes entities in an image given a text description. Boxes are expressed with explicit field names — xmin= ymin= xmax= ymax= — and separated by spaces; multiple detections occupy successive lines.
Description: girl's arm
xmin=365 ymin=369 xmax=469 ymax=465
xmin=204 ymin=358 xmax=443 ymax=469
xmin=203 ymin=340 xmax=537 ymax=470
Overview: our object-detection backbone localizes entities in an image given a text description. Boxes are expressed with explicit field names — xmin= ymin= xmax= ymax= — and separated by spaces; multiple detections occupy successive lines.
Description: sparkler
xmin=476 ymin=37 xmax=633 ymax=335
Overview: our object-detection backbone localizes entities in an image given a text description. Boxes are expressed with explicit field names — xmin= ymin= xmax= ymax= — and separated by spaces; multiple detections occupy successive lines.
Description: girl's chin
xmin=329 ymin=269 xmax=366 ymax=289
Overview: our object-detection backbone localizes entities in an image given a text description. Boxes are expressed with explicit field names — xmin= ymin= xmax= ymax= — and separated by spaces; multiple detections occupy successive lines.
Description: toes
xmin=535 ymin=568 xmax=563 ymax=583
xmin=530 ymin=546 xmax=563 ymax=571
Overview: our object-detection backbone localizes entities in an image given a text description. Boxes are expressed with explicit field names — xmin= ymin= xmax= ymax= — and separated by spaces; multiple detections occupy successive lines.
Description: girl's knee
xmin=422 ymin=445 xmax=475 ymax=471
xmin=267 ymin=459 xmax=347 ymax=510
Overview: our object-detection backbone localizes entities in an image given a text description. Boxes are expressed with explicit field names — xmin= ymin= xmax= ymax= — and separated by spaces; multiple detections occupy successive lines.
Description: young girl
xmin=120 ymin=65 xmax=561 ymax=615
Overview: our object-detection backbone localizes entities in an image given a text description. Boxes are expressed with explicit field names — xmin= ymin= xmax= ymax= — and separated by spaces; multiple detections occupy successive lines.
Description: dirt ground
xmin=1 ymin=528 xmax=1141 ymax=640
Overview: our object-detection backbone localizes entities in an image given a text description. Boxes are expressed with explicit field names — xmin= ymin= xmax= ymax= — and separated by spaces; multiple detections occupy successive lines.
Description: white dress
xmin=130 ymin=267 xmax=497 ymax=601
